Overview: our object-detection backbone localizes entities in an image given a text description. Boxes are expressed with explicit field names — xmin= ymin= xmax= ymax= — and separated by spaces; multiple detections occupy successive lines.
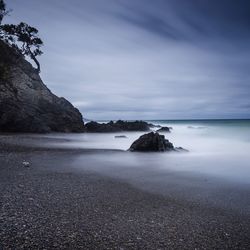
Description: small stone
xmin=22 ymin=161 xmax=30 ymax=167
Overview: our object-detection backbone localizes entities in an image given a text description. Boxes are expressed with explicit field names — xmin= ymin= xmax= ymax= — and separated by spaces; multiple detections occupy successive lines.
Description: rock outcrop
xmin=129 ymin=132 xmax=174 ymax=152
xmin=0 ymin=41 xmax=85 ymax=133
xmin=85 ymin=120 xmax=150 ymax=133
xmin=85 ymin=121 xmax=119 ymax=132
xmin=156 ymin=126 xmax=171 ymax=133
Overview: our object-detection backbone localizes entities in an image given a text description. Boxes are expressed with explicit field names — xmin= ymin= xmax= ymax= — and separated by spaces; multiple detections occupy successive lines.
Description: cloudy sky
xmin=5 ymin=0 xmax=250 ymax=120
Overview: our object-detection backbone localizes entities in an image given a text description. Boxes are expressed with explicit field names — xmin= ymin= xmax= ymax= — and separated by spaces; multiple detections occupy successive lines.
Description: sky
xmin=4 ymin=0 xmax=250 ymax=120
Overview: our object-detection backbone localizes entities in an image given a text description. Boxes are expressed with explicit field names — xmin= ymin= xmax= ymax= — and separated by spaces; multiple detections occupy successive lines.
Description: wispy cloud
xmin=5 ymin=0 xmax=250 ymax=119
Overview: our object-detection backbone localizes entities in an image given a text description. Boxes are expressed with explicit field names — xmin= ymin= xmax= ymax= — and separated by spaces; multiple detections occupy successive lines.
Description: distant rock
xmin=85 ymin=120 xmax=151 ymax=133
xmin=85 ymin=121 xmax=120 ymax=132
xmin=174 ymin=147 xmax=189 ymax=152
xmin=129 ymin=132 xmax=174 ymax=152
xmin=0 ymin=41 xmax=85 ymax=133
xmin=156 ymin=126 xmax=171 ymax=133
xmin=114 ymin=135 xmax=127 ymax=138
xmin=115 ymin=120 xmax=150 ymax=131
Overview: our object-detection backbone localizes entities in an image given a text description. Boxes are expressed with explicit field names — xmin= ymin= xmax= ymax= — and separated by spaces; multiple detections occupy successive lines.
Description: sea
xmin=43 ymin=119 xmax=250 ymax=184
xmin=19 ymin=119 xmax=250 ymax=214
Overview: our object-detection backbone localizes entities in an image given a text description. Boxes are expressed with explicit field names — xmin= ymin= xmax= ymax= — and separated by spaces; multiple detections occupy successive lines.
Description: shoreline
xmin=0 ymin=138 xmax=250 ymax=249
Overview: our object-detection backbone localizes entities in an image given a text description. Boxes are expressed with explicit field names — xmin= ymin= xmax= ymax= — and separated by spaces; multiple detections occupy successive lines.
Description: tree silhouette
xmin=0 ymin=1 xmax=43 ymax=73
xmin=2 ymin=22 xmax=43 ymax=72
xmin=0 ymin=0 xmax=8 ymax=24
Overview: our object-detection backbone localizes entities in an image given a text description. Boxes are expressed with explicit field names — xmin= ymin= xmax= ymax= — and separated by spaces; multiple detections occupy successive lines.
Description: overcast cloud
xmin=5 ymin=0 xmax=250 ymax=120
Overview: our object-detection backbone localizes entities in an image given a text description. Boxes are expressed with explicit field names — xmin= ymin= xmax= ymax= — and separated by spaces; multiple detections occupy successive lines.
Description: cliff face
xmin=0 ymin=41 xmax=85 ymax=133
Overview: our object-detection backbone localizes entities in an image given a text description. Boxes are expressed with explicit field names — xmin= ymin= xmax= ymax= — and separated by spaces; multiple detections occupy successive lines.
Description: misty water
xmin=29 ymin=119 xmax=250 ymax=214
xmin=43 ymin=119 xmax=250 ymax=184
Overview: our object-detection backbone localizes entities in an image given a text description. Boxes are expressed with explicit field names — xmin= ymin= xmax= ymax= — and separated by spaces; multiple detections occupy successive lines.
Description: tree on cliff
xmin=0 ymin=0 xmax=10 ymax=25
xmin=1 ymin=23 xmax=43 ymax=72
xmin=0 ymin=0 xmax=43 ymax=73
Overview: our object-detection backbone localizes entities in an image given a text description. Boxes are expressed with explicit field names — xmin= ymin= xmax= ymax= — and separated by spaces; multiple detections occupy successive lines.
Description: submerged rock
xmin=85 ymin=120 xmax=151 ymax=133
xmin=114 ymin=135 xmax=127 ymax=138
xmin=174 ymin=147 xmax=189 ymax=152
xmin=129 ymin=132 xmax=174 ymax=152
xmin=156 ymin=126 xmax=171 ymax=133
xmin=0 ymin=41 xmax=85 ymax=133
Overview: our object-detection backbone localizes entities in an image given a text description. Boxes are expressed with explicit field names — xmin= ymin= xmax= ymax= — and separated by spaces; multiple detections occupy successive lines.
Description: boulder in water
xmin=129 ymin=132 xmax=174 ymax=152
xmin=156 ymin=126 xmax=171 ymax=133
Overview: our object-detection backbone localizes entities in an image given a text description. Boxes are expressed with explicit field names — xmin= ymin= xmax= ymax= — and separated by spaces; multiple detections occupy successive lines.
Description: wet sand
xmin=0 ymin=136 xmax=250 ymax=249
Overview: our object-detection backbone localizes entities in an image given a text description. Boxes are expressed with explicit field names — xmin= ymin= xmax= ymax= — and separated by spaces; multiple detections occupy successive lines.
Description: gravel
xmin=0 ymin=139 xmax=250 ymax=249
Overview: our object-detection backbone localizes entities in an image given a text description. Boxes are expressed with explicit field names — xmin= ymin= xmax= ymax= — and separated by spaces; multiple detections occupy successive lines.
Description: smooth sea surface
xmin=9 ymin=119 xmax=250 ymax=214
xmin=42 ymin=119 xmax=250 ymax=184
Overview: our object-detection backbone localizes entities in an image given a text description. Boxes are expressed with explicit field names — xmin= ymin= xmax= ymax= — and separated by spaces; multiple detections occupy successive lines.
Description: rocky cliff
xmin=0 ymin=41 xmax=85 ymax=133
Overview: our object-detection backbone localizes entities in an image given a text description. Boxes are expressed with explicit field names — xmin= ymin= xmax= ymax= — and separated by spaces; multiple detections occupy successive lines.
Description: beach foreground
xmin=0 ymin=136 xmax=250 ymax=249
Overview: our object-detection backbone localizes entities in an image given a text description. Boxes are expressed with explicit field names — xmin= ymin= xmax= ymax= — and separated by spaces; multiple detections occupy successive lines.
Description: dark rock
xmin=85 ymin=120 xmax=151 ymax=133
xmin=114 ymin=120 xmax=150 ymax=131
xmin=156 ymin=127 xmax=171 ymax=133
xmin=85 ymin=121 xmax=122 ymax=132
xmin=0 ymin=41 xmax=85 ymax=133
xmin=114 ymin=135 xmax=127 ymax=138
xmin=129 ymin=132 xmax=174 ymax=152
xmin=174 ymin=147 xmax=189 ymax=152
